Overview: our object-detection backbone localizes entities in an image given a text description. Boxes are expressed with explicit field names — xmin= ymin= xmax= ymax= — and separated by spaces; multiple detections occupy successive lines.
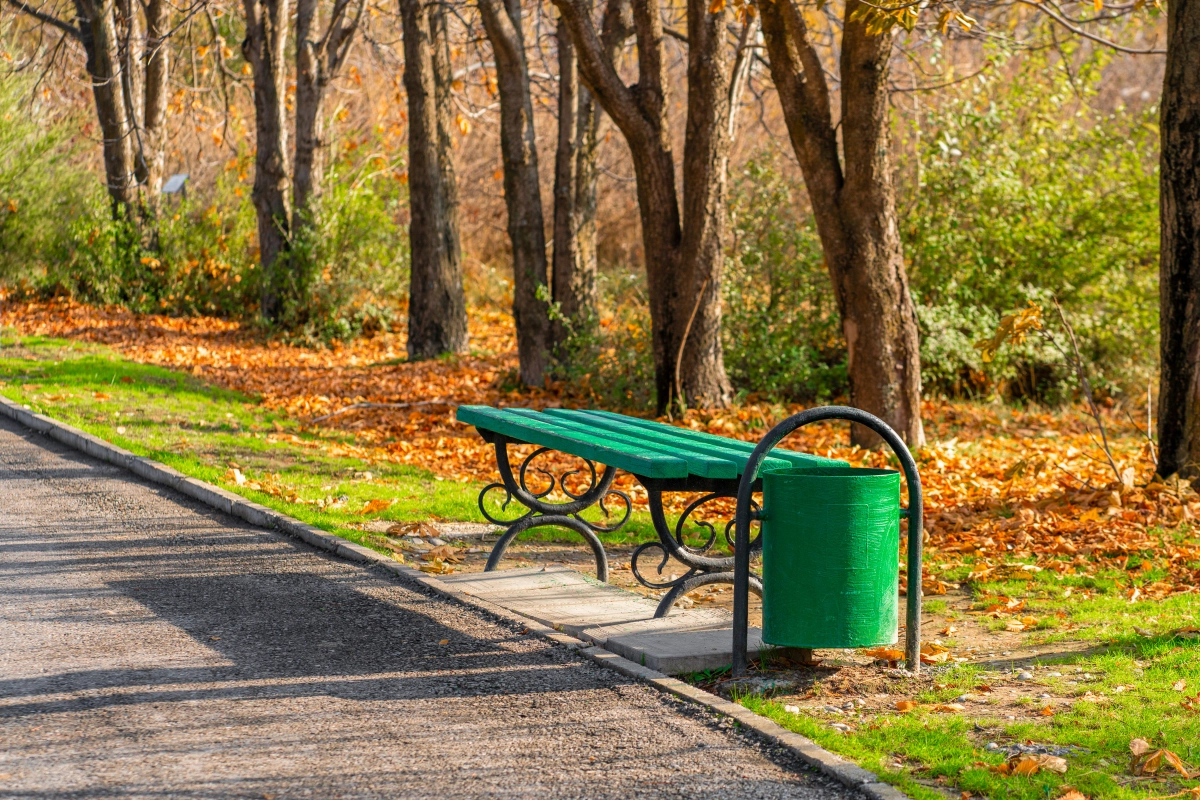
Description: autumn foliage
xmin=3 ymin=297 xmax=1198 ymax=597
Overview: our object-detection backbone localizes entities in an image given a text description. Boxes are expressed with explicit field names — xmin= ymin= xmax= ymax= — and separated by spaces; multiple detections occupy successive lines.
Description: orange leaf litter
xmin=3 ymin=298 xmax=1198 ymax=594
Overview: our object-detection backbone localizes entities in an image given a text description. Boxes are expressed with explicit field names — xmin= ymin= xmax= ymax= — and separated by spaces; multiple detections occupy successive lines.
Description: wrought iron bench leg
xmin=630 ymin=481 xmax=763 ymax=616
xmin=476 ymin=433 xmax=630 ymax=582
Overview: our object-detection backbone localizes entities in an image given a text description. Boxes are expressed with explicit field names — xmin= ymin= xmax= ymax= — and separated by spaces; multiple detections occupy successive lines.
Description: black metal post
xmin=731 ymin=406 xmax=924 ymax=677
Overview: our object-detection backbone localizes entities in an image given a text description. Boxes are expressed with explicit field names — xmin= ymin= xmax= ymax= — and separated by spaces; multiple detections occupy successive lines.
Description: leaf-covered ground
xmin=2 ymin=298 xmax=1198 ymax=800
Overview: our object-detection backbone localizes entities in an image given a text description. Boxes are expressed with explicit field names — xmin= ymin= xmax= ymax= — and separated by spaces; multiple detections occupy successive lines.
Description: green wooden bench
xmin=456 ymin=405 xmax=842 ymax=617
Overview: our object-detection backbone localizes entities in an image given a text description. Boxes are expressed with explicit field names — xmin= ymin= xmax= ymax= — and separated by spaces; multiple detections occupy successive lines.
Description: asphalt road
xmin=0 ymin=413 xmax=858 ymax=799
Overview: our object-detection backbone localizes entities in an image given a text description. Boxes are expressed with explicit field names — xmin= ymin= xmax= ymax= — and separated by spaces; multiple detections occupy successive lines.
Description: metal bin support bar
xmin=732 ymin=406 xmax=924 ymax=677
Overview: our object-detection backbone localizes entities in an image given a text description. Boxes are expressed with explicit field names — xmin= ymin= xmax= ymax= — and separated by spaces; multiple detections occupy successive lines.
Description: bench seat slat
xmin=565 ymin=409 xmax=839 ymax=469
xmin=456 ymin=406 xmax=689 ymax=478
xmin=540 ymin=408 xmax=799 ymax=475
xmin=504 ymin=408 xmax=741 ymax=479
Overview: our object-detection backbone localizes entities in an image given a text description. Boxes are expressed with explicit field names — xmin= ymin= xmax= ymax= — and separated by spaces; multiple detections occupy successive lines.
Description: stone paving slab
xmin=439 ymin=566 xmax=766 ymax=673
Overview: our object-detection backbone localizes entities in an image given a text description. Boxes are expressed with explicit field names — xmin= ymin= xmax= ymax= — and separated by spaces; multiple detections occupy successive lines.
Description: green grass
xmin=745 ymin=638 xmax=1200 ymax=800
xmin=0 ymin=333 xmax=658 ymax=554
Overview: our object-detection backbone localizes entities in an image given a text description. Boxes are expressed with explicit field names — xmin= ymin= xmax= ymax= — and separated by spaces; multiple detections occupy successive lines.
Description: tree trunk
xmin=1157 ymin=0 xmax=1200 ymax=481
xmin=478 ymin=0 xmax=550 ymax=386
xmin=76 ymin=0 xmax=139 ymax=215
xmin=431 ymin=1 xmax=467 ymax=345
xmin=550 ymin=15 xmax=601 ymax=355
xmin=116 ymin=0 xmax=145 ymax=189
xmin=402 ymin=0 xmax=468 ymax=358
xmin=293 ymin=0 xmax=326 ymax=222
xmin=141 ymin=0 xmax=169 ymax=208
xmin=676 ymin=0 xmax=734 ymax=408
xmin=553 ymin=0 xmax=733 ymax=413
xmin=295 ymin=0 xmax=365 ymax=221
xmin=242 ymin=0 xmax=292 ymax=321
xmin=754 ymin=0 xmax=925 ymax=447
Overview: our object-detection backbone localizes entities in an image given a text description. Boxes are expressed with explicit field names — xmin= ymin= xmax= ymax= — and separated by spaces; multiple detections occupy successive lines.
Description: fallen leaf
xmin=93 ymin=392 xmax=111 ymax=401
xmin=895 ymin=700 xmax=918 ymax=712
xmin=1012 ymin=757 xmax=1041 ymax=776
xmin=1038 ymin=705 xmax=1054 ymax=717
xmin=387 ymin=521 xmax=441 ymax=537
xmin=863 ymin=647 xmax=905 ymax=663
xmin=1057 ymin=791 xmax=1087 ymax=800
xmin=360 ymin=498 xmax=395 ymax=514
xmin=1173 ymin=679 xmax=1187 ymax=691
xmin=1131 ymin=738 xmax=1152 ymax=757
xmin=423 ymin=545 xmax=463 ymax=562
xmin=418 ymin=557 xmax=454 ymax=574
xmin=1037 ymin=755 xmax=1069 ymax=774
xmin=438 ymin=639 xmax=449 ymax=645
xmin=995 ymin=754 xmax=1067 ymax=777
xmin=932 ymin=703 xmax=966 ymax=713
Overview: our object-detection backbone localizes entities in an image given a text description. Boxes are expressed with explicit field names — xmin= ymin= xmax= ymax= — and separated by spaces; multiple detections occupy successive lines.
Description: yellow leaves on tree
xmin=974 ymin=301 xmax=1044 ymax=363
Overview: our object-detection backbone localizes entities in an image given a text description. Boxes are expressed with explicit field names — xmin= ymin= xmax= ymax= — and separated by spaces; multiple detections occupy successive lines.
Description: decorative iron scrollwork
xmin=635 ymin=487 xmax=762 ymax=616
xmin=478 ymin=436 xmax=631 ymax=582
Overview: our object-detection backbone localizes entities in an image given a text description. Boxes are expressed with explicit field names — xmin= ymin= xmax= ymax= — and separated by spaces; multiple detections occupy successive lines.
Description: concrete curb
xmin=0 ymin=392 xmax=909 ymax=800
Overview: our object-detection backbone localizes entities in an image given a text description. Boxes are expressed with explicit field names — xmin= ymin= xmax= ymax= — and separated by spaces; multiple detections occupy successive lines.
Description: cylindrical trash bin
xmin=760 ymin=466 xmax=900 ymax=649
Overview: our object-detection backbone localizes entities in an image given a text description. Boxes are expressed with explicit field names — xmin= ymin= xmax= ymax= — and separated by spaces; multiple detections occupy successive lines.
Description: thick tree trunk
xmin=76 ymin=0 xmax=139 ymax=215
xmin=242 ymin=0 xmax=292 ymax=321
xmin=479 ymin=0 xmax=550 ymax=386
xmin=676 ymin=0 xmax=733 ymax=408
xmin=1157 ymin=0 xmax=1200 ymax=481
xmin=755 ymin=0 xmax=924 ymax=447
xmin=550 ymin=16 xmax=601 ymax=355
xmin=553 ymin=0 xmax=732 ymax=413
xmin=402 ymin=0 xmax=468 ymax=358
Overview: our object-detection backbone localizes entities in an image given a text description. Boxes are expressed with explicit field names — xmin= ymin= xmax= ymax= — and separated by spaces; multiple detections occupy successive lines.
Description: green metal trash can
xmin=760 ymin=466 xmax=900 ymax=649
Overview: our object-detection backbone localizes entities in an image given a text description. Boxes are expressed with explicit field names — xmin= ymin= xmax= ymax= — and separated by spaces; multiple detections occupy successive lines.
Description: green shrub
xmin=901 ymin=46 xmax=1160 ymax=400
xmin=722 ymin=157 xmax=847 ymax=402
xmin=1 ymin=99 xmax=410 ymax=342
xmin=0 ymin=64 xmax=93 ymax=283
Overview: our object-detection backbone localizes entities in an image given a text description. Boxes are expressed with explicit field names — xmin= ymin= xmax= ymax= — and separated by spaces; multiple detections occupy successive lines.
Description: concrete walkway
xmin=0 ymin=414 xmax=857 ymax=799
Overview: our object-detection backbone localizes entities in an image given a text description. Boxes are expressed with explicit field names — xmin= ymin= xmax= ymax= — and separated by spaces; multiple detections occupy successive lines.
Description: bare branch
xmin=4 ymin=0 xmax=81 ymax=39
xmin=1017 ymin=0 xmax=1165 ymax=54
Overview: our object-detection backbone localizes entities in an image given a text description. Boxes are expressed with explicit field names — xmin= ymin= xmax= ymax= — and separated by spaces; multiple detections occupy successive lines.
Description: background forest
xmin=0 ymin=0 xmax=1166 ymax=411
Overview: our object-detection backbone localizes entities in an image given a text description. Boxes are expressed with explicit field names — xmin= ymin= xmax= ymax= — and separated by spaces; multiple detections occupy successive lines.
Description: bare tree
xmin=478 ymin=0 xmax=550 ymax=386
xmin=402 ymin=0 xmax=468 ymax=358
xmin=752 ymin=0 xmax=925 ymax=447
xmin=1157 ymin=0 xmax=1200 ymax=483
xmin=242 ymin=0 xmax=291 ymax=321
xmin=554 ymin=0 xmax=734 ymax=413
xmin=294 ymin=0 xmax=366 ymax=219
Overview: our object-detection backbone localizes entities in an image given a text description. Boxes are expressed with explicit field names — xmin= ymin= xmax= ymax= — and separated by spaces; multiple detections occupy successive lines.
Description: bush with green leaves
xmin=722 ymin=157 xmax=848 ymax=402
xmin=0 ymin=64 xmax=94 ymax=284
xmin=901 ymin=45 xmax=1160 ymax=401
xmin=1 ymin=82 xmax=409 ymax=343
